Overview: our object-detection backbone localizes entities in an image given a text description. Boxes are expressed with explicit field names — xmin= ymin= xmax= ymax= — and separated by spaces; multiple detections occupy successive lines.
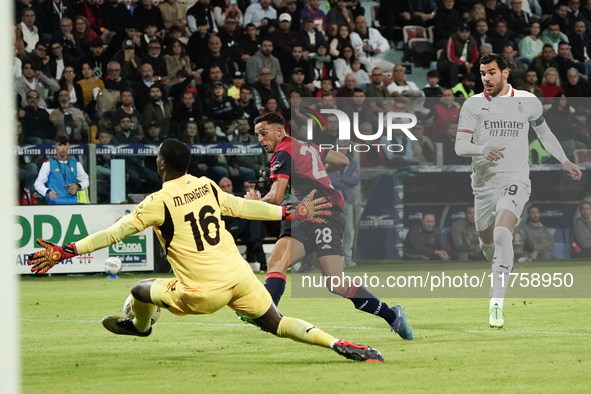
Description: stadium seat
xmin=573 ymin=149 xmax=591 ymax=164
xmin=403 ymin=26 xmax=429 ymax=44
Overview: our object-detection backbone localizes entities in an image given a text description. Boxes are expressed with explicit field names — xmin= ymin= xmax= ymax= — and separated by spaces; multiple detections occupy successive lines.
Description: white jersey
xmin=457 ymin=85 xmax=543 ymax=193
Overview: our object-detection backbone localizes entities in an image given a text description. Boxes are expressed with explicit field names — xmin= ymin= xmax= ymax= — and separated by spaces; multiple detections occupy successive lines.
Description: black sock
xmin=264 ymin=273 xmax=286 ymax=306
xmin=346 ymin=285 xmax=397 ymax=325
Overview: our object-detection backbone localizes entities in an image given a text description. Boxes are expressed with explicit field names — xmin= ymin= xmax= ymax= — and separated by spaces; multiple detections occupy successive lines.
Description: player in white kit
xmin=455 ymin=53 xmax=582 ymax=328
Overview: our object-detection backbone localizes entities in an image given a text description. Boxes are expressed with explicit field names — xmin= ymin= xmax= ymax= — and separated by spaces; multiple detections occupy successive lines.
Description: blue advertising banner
xmin=16 ymin=144 xmax=265 ymax=156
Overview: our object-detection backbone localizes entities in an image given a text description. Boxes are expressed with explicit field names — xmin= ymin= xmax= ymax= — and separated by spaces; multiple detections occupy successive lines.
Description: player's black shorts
xmin=279 ymin=209 xmax=345 ymax=258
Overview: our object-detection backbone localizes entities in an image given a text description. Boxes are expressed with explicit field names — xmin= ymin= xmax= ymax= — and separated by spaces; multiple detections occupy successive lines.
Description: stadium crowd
xmin=13 ymin=0 xmax=591 ymax=263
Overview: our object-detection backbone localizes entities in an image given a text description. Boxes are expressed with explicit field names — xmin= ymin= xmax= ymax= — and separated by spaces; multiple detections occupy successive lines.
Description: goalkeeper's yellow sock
xmin=131 ymin=295 xmax=155 ymax=333
xmin=277 ymin=317 xmax=337 ymax=349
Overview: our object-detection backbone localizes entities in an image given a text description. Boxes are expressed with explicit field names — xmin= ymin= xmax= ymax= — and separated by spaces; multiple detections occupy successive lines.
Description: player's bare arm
xmin=323 ymin=149 xmax=349 ymax=173
xmin=250 ymin=176 xmax=289 ymax=205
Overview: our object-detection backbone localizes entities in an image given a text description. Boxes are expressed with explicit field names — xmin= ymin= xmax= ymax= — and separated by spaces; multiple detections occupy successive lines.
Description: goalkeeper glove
xmin=28 ymin=238 xmax=78 ymax=274
xmin=282 ymin=189 xmax=332 ymax=223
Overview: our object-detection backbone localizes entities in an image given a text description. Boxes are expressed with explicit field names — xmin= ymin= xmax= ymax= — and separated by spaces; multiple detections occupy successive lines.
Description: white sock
xmin=490 ymin=226 xmax=514 ymax=309
xmin=480 ymin=241 xmax=495 ymax=262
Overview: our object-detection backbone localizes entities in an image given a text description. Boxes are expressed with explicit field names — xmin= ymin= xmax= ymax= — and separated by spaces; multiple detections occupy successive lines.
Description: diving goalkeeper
xmin=28 ymin=139 xmax=383 ymax=363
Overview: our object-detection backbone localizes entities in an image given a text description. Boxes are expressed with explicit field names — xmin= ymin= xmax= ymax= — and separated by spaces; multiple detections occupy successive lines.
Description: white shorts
xmin=474 ymin=180 xmax=531 ymax=232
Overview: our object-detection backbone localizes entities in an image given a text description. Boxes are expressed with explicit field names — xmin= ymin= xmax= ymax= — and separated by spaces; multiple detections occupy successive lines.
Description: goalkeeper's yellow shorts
xmin=150 ymin=270 xmax=272 ymax=319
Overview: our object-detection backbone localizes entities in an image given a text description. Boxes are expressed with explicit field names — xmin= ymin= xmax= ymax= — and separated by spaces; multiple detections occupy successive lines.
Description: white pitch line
xmin=20 ymin=318 xmax=590 ymax=336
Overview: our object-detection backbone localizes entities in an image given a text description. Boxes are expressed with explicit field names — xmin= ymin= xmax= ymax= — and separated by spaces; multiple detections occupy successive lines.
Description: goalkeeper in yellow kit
xmin=28 ymin=139 xmax=383 ymax=363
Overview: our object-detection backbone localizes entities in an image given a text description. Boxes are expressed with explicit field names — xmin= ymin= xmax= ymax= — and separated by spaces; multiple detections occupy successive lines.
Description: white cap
xmin=279 ymin=13 xmax=292 ymax=22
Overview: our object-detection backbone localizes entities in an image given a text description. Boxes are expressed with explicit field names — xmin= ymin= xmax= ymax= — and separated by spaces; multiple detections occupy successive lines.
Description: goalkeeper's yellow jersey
xmin=77 ymin=174 xmax=282 ymax=289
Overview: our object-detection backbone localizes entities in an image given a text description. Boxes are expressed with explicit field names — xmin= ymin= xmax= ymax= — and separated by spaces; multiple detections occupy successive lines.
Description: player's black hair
xmin=480 ymin=53 xmax=508 ymax=71
xmin=159 ymin=139 xmax=191 ymax=173
xmin=254 ymin=112 xmax=285 ymax=127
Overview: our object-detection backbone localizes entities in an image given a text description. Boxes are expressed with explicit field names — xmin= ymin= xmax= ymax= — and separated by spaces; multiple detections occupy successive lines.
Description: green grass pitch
xmin=20 ymin=272 xmax=590 ymax=393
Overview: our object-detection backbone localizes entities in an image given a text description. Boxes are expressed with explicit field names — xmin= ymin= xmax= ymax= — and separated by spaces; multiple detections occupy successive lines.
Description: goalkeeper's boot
xmin=489 ymin=304 xmax=505 ymax=328
xmin=236 ymin=312 xmax=260 ymax=329
xmin=102 ymin=316 xmax=152 ymax=337
xmin=390 ymin=305 xmax=414 ymax=340
xmin=332 ymin=340 xmax=384 ymax=363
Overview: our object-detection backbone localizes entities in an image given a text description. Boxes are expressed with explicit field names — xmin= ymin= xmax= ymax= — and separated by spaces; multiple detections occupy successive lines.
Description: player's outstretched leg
xmin=263 ymin=238 xmax=294 ymax=306
xmin=489 ymin=226 xmax=514 ymax=328
xmin=103 ymin=279 xmax=157 ymax=336
xmin=253 ymin=304 xmax=383 ymax=362
xmin=319 ymin=256 xmax=414 ymax=340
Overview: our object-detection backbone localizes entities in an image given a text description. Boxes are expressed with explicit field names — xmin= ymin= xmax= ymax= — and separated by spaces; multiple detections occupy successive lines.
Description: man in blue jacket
xmin=34 ymin=135 xmax=89 ymax=204
xmin=328 ymin=142 xmax=360 ymax=266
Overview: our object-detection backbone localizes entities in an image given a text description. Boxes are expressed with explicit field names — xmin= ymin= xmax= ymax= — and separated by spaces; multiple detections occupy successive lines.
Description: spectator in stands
xmin=452 ymin=72 xmax=476 ymax=99
xmin=300 ymin=0 xmax=326 ymax=33
xmin=164 ymin=40 xmax=192 ymax=85
xmin=196 ymin=120 xmax=230 ymax=182
xmin=102 ymin=0 xmax=132 ymax=35
xmin=114 ymin=89 xmax=143 ymax=138
xmin=217 ymin=16 xmax=246 ymax=70
xmin=580 ymin=0 xmax=591 ymax=21
xmin=133 ymin=0 xmax=165 ymax=35
xmin=404 ymin=213 xmax=450 ymax=260
xmin=143 ymin=85 xmax=171 ymax=136
xmin=41 ymin=0 xmax=74 ymax=35
xmin=409 ymin=121 xmax=434 ymax=164
xmin=365 ymin=67 xmax=389 ymax=99
xmin=237 ymin=86 xmax=261 ymax=126
xmin=545 ymin=2 xmax=569 ymax=34
xmin=569 ymin=20 xmax=591 ymax=64
xmin=516 ymin=205 xmax=557 ymax=261
xmin=432 ymin=0 xmax=463 ymax=46
xmin=428 ymin=89 xmax=460 ymax=139
xmin=467 ymin=4 xmax=486 ymax=32
xmin=299 ymin=16 xmax=327 ymax=55
xmin=329 ymin=24 xmax=352 ymax=58
xmin=205 ymin=81 xmax=244 ymax=121
xmin=16 ymin=61 xmax=60 ymax=109
xmin=530 ymin=44 xmax=559 ymax=81
xmin=336 ymin=74 xmax=357 ymax=97
xmin=170 ymin=90 xmax=204 ymax=138
xmin=450 ymin=205 xmax=483 ymax=261
xmin=142 ymin=121 xmax=165 ymax=145
xmin=50 ymin=89 xmax=90 ymax=143
xmin=72 ymin=15 xmax=104 ymax=56
xmin=213 ymin=0 xmax=243 ymax=27
xmin=239 ymin=23 xmax=260 ymax=59
xmin=16 ymin=118 xmax=38 ymax=201
xmin=89 ymin=111 xmax=114 ymax=144
xmin=333 ymin=44 xmax=356 ymax=84
xmin=422 ymin=70 xmax=444 ymax=100
xmin=441 ymin=121 xmax=471 ymax=165
xmin=563 ymin=67 xmax=590 ymax=97
xmin=77 ymin=62 xmax=105 ymax=108
xmin=187 ymin=17 xmax=211 ymax=65
xmin=77 ymin=38 xmax=108 ymax=80
xmin=283 ymin=45 xmax=314 ymax=84
xmin=328 ymin=140 xmax=359 ymax=267
xmin=326 ymin=0 xmax=355 ymax=31
xmin=438 ymin=23 xmax=479 ymax=88
xmin=18 ymin=90 xmax=56 ymax=143
xmin=518 ymin=21 xmax=543 ymax=66
xmin=350 ymin=59 xmax=370 ymax=89
xmin=20 ymin=8 xmax=39 ymax=53
xmin=484 ymin=0 xmax=506 ymax=28
xmin=58 ymin=65 xmax=84 ymax=110
xmin=387 ymin=64 xmax=424 ymax=98
xmin=503 ymin=45 xmax=527 ymax=87
xmin=473 ymin=18 xmax=494 ymax=48
xmin=542 ymin=21 xmax=569 ymax=53
xmin=350 ymin=16 xmax=394 ymax=72
xmin=187 ymin=0 xmax=218 ymax=34
xmin=539 ymin=67 xmax=564 ymax=100
xmin=243 ymin=0 xmax=277 ymax=28
xmin=545 ymin=92 xmax=583 ymax=160
xmin=489 ymin=19 xmax=515 ymax=54
xmin=272 ymin=14 xmax=300 ymax=75
xmin=309 ymin=43 xmax=333 ymax=84
xmin=112 ymin=113 xmax=140 ymax=144
xmin=106 ymin=20 xmax=141 ymax=59
xmin=278 ymin=0 xmax=302 ymax=31
xmin=571 ymin=200 xmax=591 ymax=257
xmin=519 ymin=69 xmax=544 ymax=97
xmin=22 ymin=42 xmax=48 ymax=74
xmin=246 ymin=39 xmax=283 ymax=85
xmin=141 ymin=40 xmax=169 ymax=85
xmin=47 ymin=41 xmax=76 ymax=81
xmin=50 ymin=17 xmax=82 ymax=60
xmin=283 ymin=67 xmax=314 ymax=97
xmin=505 ymin=0 xmax=533 ymax=38
xmin=34 ymin=134 xmax=89 ymax=205
xmin=252 ymin=67 xmax=290 ymax=112
xmin=131 ymin=63 xmax=158 ymax=112
xmin=572 ymin=106 xmax=591 ymax=148
xmin=180 ymin=120 xmax=200 ymax=144
xmin=219 ymin=176 xmax=268 ymax=271
xmin=111 ymin=40 xmax=141 ymax=83
xmin=160 ymin=0 xmax=187 ymax=31
xmin=229 ymin=118 xmax=267 ymax=179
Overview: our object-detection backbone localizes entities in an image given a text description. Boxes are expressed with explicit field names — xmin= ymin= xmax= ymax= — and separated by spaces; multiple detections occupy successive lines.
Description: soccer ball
xmin=122 ymin=295 xmax=161 ymax=323
xmin=104 ymin=257 xmax=122 ymax=276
